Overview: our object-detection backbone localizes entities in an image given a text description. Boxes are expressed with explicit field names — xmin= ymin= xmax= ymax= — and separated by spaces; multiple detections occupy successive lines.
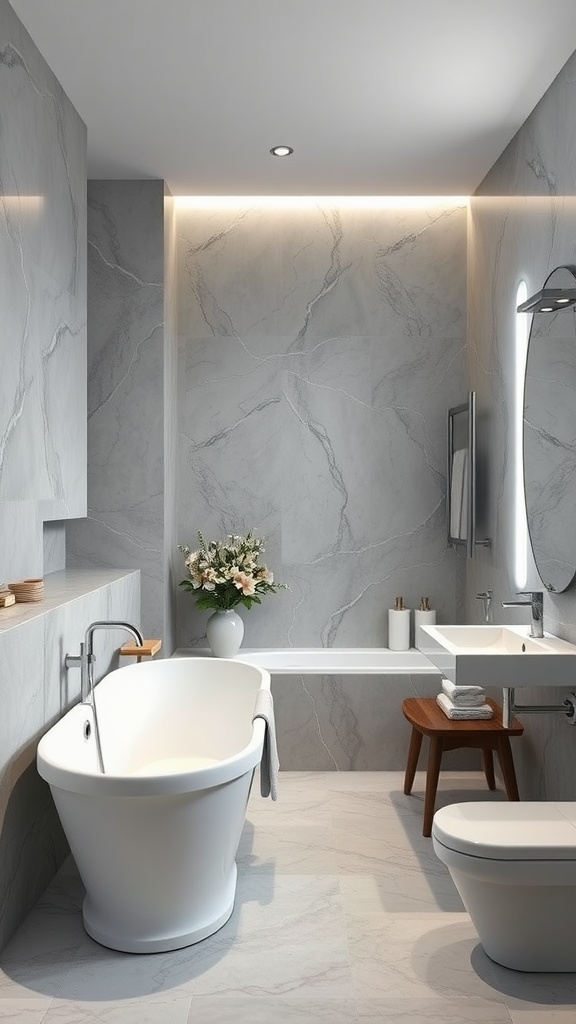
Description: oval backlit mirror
xmin=523 ymin=265 xmax=576 ymax=592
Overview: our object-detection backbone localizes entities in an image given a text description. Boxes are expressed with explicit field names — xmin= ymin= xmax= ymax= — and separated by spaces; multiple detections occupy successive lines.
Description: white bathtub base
xmin=37 ymin=658 xmax=270 ymax=955
xmin=82 ymin=869 xmax=237 ymax=954
xmin=51 ymin=772 xmax=251 ymax=953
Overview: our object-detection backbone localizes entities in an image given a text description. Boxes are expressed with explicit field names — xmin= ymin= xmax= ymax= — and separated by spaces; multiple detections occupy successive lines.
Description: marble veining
xmin=66 ymin=180 xmax=172 ymax=640
xmin=0 ymin=0 xmax=86 ymax=582
xmin=176 ymin=202 xmax=467 ymax=651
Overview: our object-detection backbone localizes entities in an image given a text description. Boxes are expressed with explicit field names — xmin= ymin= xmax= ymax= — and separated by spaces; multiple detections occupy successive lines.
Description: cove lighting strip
xmin=174 ymin=196 xmax=469 ymax=210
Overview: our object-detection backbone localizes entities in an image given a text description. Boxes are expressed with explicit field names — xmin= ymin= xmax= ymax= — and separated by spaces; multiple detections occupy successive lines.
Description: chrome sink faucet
xmin=501 ymin=591 xmax=544 ymax=638
xmin=66 ymin=620 xmax=144 ymax=703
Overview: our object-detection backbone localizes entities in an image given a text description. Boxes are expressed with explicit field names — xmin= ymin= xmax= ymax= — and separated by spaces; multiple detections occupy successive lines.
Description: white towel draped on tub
xmin=253 ymin=688 xmax=279 ymax=800
xmin=436 ymin=692 xmax=493 ymax=720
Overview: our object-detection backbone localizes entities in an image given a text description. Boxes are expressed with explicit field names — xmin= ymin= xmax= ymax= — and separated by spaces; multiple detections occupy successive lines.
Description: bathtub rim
xmin=37 ymin=658 xmax=270 ymax=797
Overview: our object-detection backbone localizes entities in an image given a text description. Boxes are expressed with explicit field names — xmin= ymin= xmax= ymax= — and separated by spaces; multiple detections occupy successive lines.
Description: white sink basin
xmin=418 ymin=624 xmax=576 ymax=688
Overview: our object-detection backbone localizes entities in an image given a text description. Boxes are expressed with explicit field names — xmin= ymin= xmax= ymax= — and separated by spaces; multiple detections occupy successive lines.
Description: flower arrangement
xmin=179 ymin=531 xmax=288 ymax=611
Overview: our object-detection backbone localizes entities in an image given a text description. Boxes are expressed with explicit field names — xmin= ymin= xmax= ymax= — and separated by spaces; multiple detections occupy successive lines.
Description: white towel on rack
xmin=459 ymin=450 xmax=469 ymax=540
xmin=441 ymin=679 xmax=485 ymax=706
xmin=436 ymin=692 xmax=493 ymax=720
xmin=450 ymin=448 xmax=467 ymax=540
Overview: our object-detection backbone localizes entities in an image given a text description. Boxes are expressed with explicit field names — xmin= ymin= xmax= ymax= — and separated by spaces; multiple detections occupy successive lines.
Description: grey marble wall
xmin=67 ymin=180 xmax=176 ymax=646
xmin=0 ymin=0 xmax=86 ymax=581
xmin=0 ymin=2 xmax=146 ymax=952
xmin=175 ymin=201 xmax=468 ymax=650
xmin=0 ymin=568 xmax=140 ymax=950
xmin=272 ymin=671 xmax=501 ymax=771
xmin=468 ymin=49 xmax=576 ymax=799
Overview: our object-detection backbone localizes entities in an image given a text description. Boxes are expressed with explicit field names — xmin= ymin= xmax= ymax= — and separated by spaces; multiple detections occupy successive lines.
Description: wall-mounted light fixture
xmin=517 ymin=288 xmax=576 ymax=313
xmin=270 ymin=145 xmax=294 ymax=157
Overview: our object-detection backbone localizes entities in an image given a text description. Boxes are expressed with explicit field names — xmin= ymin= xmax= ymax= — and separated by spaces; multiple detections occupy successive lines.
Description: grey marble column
xmin=66 ymin=180 xmax=176 ymax=647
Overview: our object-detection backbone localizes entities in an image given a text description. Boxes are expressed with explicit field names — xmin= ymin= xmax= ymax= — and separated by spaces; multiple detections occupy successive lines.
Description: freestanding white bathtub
xmin=37 ymin=657 xmax=270 ymax=954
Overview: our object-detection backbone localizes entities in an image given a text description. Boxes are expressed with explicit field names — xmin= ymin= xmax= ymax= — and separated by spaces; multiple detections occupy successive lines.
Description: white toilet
xmin=432 ymin=801 xmax=576 ymax=972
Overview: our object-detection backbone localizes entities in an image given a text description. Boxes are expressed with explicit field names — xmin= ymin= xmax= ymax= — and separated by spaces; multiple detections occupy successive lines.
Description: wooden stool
xmin=402 ymin=696 xmax=524 ymax=837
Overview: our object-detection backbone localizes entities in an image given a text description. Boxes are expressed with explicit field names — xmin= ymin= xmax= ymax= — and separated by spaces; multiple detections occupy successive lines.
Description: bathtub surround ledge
xmin=171 ymin=647 xmax=492 ymax=772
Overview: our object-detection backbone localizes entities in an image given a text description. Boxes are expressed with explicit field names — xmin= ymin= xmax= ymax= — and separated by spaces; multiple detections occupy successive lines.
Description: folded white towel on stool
xmin=253 ymin=688 xmax=279 ymax=800
xmin=442 ymin=679 xmax=485 ymax=700
xmin=441 ymin=679 xmax=486 ymax=707
xmin=436 ymin=692 xmax=493 ymax=720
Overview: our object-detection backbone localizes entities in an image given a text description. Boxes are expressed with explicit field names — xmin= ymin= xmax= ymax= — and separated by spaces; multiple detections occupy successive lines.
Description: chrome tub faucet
xmin=65 ymin=621 xmax=144 ymax=775
xmin=66 ymin=620 xmax=144 ymax=703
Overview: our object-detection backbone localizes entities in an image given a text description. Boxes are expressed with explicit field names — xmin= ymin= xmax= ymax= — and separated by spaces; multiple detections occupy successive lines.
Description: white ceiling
xmin=10 ymin=0 xmax=576 ymax=196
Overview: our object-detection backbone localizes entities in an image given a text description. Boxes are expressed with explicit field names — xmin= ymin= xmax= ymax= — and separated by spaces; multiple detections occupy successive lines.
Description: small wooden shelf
xmin=120 ymin=638 xmax=162 ymax=660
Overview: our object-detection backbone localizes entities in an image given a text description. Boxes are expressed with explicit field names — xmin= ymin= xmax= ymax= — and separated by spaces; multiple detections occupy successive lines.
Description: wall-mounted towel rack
xmin=448 ymin=391 xmax=490 ymax=558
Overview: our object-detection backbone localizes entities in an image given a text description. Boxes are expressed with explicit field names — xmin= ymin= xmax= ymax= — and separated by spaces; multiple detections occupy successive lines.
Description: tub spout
xmin=66 ymin=621 xmax=144 ymax=704
xmin=64 ymin=621 xmax=143 ymax=776
xmin=82 ymin=621 xmax=144 ymax=703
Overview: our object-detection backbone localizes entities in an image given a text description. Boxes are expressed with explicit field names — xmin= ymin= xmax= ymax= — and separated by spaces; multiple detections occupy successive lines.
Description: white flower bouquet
xmin=179 ymin=531 xmax=288 ymax=611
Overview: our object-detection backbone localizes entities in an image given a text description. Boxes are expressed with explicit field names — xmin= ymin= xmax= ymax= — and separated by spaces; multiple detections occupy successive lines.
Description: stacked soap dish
xmin=8 ymin=578 xmax=44 ymax=602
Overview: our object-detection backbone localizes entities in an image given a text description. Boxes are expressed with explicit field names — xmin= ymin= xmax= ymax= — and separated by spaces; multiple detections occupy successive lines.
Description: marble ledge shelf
xmin=172 ymin=647 xmax=437 ymax=674
xmin=0 ymin=568 xmax=140 ymax=635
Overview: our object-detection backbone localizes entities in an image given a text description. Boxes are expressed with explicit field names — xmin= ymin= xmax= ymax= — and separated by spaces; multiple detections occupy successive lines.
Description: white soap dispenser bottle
xmin=414 ymin=596 xmax=436 ymax=650
xmin=388 ymin=596 xmax=411 ymax=651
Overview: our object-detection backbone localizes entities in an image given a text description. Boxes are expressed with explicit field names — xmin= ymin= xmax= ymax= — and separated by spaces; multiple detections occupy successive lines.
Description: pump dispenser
xmin=414 ymin=596 xmax=436 ymax=650
xmin=388 ymin=595 xmax=411 ymax=650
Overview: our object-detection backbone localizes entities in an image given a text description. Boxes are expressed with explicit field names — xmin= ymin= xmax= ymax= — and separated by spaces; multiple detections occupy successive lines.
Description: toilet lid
xmin=432 ymin=802 xmax=576 ymax=860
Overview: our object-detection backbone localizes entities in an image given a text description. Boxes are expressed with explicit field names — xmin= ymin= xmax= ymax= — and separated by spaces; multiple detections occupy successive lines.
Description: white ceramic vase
xmin=206 ymin=609 xmax=245 ymax=658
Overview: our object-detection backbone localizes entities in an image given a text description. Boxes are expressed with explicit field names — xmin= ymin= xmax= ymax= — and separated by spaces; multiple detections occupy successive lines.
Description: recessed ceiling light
xmin=270 ymin=145 xmax=293 ymax=157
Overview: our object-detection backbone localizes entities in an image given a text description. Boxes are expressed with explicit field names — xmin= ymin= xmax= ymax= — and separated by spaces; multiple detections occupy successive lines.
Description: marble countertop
xmin=0 ymin=568 xmax=139 ymax=634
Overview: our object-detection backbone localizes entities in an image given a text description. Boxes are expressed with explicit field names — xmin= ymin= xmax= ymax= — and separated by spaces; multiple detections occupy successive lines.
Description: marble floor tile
xmin=0 ymin=1000 xmax=54 ymax=1024
xmin=0 ymin=771 xmax=572 ymax=1023
xmin=247 ymin=790 xmax=332 ymax=826
xmin=190 ymin=875 xmax=353 ymax=1000
xmin=357 ymin=997 xmax=513 ymax=1022
xmin=237 ymin=823 xmax=338 ymax=873
xmin=54 ymin=937 xmax=201 ymax=1002
xmin=340 ymin=868 xmax=464 ymax=916
xmin=508 ymin=1013 xmax=576 ymax=1022
xmin=186 ymin=995 xmax=359 ymax=1023
xmin=346 ymin=913 xmax=509 ymax=1002
xmin=41 ymin=993 xmax=193 ymax=1023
